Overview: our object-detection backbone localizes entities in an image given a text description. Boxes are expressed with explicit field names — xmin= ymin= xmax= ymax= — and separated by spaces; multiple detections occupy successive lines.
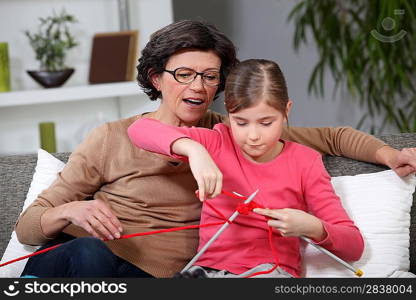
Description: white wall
xmin=0 ymin=0 xmax=172 ymax=154
xmin=173 ymin=0 xmax=392 ymax=133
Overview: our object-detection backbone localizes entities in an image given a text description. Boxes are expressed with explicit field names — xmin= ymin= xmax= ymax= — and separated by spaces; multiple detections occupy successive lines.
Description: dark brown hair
xmin=224 ymin=59 xmax=289 ymax=117
xmin=137 ymin=20 xmax=238 ymax=100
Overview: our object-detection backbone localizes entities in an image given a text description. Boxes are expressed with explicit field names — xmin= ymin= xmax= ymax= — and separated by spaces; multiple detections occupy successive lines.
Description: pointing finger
xmin=253 ymin=208 xmax=284 ymax=220
xmin=196 ymin=178 xmax=205 ymax=201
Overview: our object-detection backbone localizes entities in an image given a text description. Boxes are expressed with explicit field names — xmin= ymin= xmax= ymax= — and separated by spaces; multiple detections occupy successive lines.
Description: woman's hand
xmin=253 ymin=208 xmax=327 ymax=242
xmin=172 ymin=138 xmax=223 ymax=201
xmin=376 ymin=146 xmax=416 ymax=177
xmin=60 ymin=199 xmax=123 ymax=241
xmin=391 ymin=148 xmax=416 ymax=177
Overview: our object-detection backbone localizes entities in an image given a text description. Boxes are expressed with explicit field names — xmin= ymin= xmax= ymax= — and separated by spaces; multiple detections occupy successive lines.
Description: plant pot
xmin=27 ymin=68 xmax=74 ymax=88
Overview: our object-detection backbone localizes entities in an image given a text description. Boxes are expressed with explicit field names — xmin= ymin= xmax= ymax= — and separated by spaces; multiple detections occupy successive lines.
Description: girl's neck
xmin=243 ymin=140 xmax=285 ymax=164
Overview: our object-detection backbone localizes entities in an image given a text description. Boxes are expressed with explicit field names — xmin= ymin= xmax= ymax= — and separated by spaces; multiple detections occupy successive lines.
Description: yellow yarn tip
xmin=355 ymin=269 xmax=363 ymax=277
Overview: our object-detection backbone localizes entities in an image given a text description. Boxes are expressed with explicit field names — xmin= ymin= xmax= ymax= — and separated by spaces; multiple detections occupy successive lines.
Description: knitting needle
xmin=181 ymin=189 xmax=259 ymax=273
xmin=300 ymin=236 xmax=363 ymax=277
xmin=241 ymin=191 xmax=362 ymax=277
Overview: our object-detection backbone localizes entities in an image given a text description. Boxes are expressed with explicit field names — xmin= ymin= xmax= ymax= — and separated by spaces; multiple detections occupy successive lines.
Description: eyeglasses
xmin=163 ymin=67 xmax=221 ymax=86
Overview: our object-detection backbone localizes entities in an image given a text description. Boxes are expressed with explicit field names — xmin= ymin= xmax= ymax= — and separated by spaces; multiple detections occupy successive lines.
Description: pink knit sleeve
xmin=127 ymin=118 xmax=222 ymax=158
xmin=303 ymin=155 xmax=364 ymax=261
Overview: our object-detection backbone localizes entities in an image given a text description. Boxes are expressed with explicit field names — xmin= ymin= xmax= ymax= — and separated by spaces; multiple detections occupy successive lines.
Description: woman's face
xmin=151 ymin=49 xmax=221 ymax=126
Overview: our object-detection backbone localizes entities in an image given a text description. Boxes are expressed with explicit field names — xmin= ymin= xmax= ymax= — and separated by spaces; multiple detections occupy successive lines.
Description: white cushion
xmin=1 ymin=152 xmax=415 ymax=278
xmin=0 ymin=149 xmax=65 ymax=277
xmin=302 ymin=170 xmax=416 ymax=277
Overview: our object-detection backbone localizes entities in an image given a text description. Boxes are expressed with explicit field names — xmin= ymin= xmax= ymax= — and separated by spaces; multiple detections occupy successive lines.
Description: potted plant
xmin=25 ymin=10 xmax=78 ymax=88
xmin=288 ymin=0 xmax=416 ymax=133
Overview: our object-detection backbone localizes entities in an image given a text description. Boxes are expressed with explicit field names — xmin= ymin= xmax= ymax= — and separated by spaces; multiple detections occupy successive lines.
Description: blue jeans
xmin=21 ymin=233 xmax=153 ymax=278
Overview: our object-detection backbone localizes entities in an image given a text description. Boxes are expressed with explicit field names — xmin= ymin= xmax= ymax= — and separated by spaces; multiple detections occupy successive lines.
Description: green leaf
xmin=287 ymin=0 xmax=416 ymax=132
xmin=24 ymin=9 xmax=78 ymax=71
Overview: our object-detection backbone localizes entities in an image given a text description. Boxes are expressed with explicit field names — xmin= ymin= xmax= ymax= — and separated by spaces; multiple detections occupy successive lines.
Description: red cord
xmin=244 ymin=226 xmax=280 ymax=278
xmin=0 ymin=221 xmax=225 ymax=268
xmin=200 ymin=189 xmax=282 ymax=278
xmin=204 ymin=201 xmax=232 ymax=224
xmin=220 ymin=189 xmax=247 ymax=200
xmin=118 ymin=221 xmax=225 ymax=240
xmin=0 ymin=243 xmax=62 ymax=268
xmin=1 ymin=189 xmax=283 ymax=278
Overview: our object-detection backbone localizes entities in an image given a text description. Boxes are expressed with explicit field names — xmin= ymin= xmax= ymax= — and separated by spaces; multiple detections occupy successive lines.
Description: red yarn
xmin=236 ymin=201 xmax=261 ymax=215
xmin=0 ymin=243 xmax=62 ymax=268
xmin=245 ymin=226 xmax=280 ymax=278
xmin=119 ymin=221 xmax=226 ymax=240
xmin=204 ymin=192 xmax=282 ymax=278
xmin=1 ymin=189 xmax=284 ymax=278
xmin=234 ymin=200 xmax=282 ymax=277
xmin=204 ymin=201 xmax=232 ymax=224
xmin=0 ymin=222 xmax=226 ymax=269
xmin=220 ymin=189 xmax=247 ymax=200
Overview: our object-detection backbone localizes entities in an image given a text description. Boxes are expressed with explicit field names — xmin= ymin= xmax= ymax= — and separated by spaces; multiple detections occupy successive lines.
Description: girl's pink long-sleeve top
xmin=128 ymin=118 xmax=364 ymax=277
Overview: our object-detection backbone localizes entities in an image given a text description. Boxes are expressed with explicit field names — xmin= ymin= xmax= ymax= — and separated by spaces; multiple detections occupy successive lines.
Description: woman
xmin=15 ymin=20 xmax=416 ymax=278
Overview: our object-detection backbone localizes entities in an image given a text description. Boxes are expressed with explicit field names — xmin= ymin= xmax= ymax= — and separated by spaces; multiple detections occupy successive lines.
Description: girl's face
xmin=151 ymin=49 xmax=221 ymax=126
xmin=229 ymin=99 xmax=292 ymax=163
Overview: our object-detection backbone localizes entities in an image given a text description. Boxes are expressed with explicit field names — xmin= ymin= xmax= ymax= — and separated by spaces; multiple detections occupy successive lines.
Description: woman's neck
xmin=144 ymin=108 xmax=197 ymax=127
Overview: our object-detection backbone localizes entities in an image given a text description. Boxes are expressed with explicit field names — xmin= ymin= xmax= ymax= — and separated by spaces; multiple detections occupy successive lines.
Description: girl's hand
xmin=171 ymin=138 xmax=223 ymax=201
xmin=187 ymin=144 xmax=223 ymax=201
xmin=253 ymin=208 xmax=327 ymax=241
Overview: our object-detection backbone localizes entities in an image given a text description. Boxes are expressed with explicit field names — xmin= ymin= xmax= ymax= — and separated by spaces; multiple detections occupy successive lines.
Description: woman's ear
xmin=149 ymin=69 xmax=161 ymax=91
xmin=285 ymin=100 xmax=293 ymax=121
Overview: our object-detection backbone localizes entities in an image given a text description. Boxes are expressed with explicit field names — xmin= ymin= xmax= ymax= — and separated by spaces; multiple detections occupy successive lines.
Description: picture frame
xmin=88 ymin=30 xmax=138 ymax=84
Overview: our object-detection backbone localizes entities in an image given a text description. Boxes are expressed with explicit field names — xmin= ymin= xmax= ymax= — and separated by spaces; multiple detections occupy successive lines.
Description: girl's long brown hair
xmin=224 ymin=59 xmax=289 ymax=118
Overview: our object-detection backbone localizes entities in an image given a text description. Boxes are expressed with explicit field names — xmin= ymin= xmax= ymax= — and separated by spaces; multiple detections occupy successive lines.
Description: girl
xmin=128 ymin=59 xmax=364 ymax=278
